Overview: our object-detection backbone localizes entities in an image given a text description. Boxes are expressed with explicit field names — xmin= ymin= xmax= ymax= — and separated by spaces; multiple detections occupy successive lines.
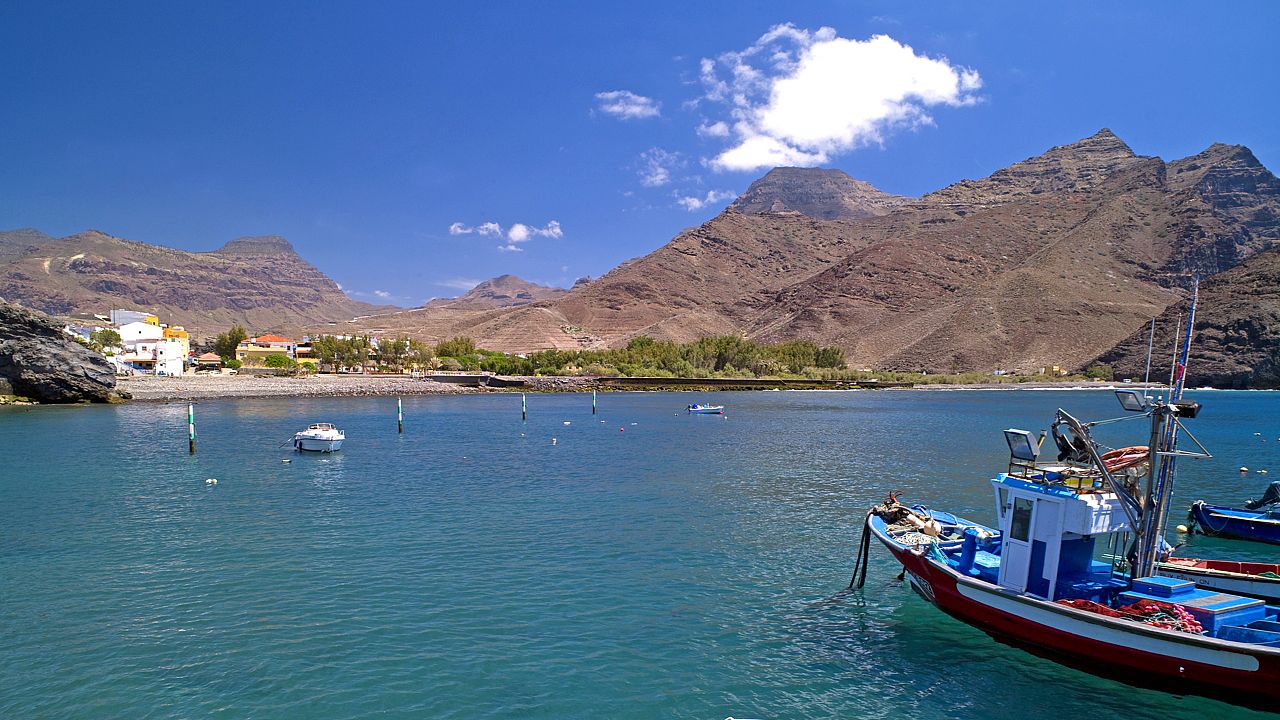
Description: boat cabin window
xmin=997 ymin=487 xmax=1010 ymax=520
xmin=1010 ymin=497 xmax=1033 ymax=542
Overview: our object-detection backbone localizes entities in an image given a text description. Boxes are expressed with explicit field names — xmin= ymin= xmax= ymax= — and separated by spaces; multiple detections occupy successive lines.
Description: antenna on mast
xmin=1142 ymin=317 xmax=1155 ymax=401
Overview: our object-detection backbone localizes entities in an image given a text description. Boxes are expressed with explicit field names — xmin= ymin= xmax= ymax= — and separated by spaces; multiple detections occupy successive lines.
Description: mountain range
xmin=0 ymin=230 xmax=382 ymax=335
xmin=3 ymin=127 xmax=1277 ymax=383
xmin=351 ymin=129 xmax=1278 ymax=376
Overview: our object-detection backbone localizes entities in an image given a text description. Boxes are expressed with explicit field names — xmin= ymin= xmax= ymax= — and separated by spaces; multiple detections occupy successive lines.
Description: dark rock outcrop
xmin=0 ymin=301 xmax=127 ymax=403
xmin=1095 ymin=247 xmax=1280 ymax=388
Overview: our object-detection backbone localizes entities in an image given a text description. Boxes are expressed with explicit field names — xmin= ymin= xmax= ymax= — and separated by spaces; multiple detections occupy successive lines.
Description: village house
xmin=236 ymin=334 xmax=298 ymax=365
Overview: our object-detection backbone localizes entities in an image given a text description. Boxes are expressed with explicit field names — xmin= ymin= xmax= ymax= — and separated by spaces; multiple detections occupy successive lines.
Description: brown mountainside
xmin=0 ymin=229 xmax=380 ymax=337
xmin=1095 ymin=247 xmax=1280 ymax=388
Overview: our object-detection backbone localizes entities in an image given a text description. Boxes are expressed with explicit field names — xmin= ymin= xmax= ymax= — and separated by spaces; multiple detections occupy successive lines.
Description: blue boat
xmin=687 ymin=403 xmax=724 ymax=415
xmin=1190 ymin=497 xmax=1280 ymax=546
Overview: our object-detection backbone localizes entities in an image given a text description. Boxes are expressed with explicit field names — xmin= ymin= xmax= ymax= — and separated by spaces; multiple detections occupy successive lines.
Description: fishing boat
xmin=687 ymin=403 xmax=724 ymax=415
xmin=852 ymin=282 xmax=1280 ymax=710
xmin=1156 ymin=557 xmax=1280 ymax=603
xmin=1188 ymin=481 xmax=1280 ymax=545
xmin=293 ymin=423 xmax=344 ymax=452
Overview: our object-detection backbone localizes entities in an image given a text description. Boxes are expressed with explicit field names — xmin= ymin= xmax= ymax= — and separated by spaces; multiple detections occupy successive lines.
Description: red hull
xmin=877 ymin=536 xmax=1280 ymax=710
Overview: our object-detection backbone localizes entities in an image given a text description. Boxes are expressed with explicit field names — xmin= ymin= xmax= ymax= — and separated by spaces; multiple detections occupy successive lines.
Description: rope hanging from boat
xmin=849 ymin=509 xmax=873 ymax=590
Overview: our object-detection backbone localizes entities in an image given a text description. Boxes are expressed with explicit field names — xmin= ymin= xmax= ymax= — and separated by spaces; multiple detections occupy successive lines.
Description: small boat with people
xmin=293 ymin=423 xmax=345 ymax=452
xmin=850 ymin=283 xmax=1280 ymax=710
xmin=1188 ymin=481 xmax=1280 ymax=546
xmin=687 ymin=403 xmax=724 ymax=415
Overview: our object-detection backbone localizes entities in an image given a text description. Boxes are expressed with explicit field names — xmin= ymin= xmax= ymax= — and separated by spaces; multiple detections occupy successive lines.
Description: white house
xmin=118 ymin=321 xmax=164 ymax=343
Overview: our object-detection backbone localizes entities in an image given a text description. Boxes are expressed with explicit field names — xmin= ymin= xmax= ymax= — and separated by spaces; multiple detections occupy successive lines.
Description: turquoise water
xmin=2 ymin=389 xmax=1278 ymax=719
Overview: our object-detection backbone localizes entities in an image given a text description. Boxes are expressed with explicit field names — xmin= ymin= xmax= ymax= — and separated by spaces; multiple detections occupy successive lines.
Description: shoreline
xmin=117 ymin=374 xmax=1177 ymax=402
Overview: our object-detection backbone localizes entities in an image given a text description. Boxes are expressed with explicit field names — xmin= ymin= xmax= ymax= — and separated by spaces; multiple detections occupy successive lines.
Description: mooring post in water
xmin=592 ymin=389 xmax=597 ymax=415
xmin=397 ymin=397 xmax=403 ymax=434
xmin=188 ymin=403 xmax=196 ymax=454
xmin=522 ymin=393 xmax=527 ymax=422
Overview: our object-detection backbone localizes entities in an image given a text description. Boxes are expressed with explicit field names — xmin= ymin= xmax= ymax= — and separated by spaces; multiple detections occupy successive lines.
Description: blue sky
xmin=2 ymin=2 xmax=1277 ymax=305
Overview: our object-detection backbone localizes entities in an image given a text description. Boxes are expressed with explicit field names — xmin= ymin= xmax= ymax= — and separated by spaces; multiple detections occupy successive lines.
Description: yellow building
xmin=163 ymin=326 xmax=190 ymax=358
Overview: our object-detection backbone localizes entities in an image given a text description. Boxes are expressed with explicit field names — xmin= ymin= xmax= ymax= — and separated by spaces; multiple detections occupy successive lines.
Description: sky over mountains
xmin=1 ymin=2 xmax=1277 ymax=305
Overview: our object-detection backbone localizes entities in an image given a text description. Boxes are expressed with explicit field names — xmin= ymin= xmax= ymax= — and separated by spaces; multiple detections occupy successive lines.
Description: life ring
xmin=1102 ymin=445 xmax=1149 ymax=471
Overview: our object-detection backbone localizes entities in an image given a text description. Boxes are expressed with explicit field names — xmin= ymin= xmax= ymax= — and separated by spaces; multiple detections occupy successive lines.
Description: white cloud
xmin=676 ymin=189 xmax=738 ymax=211
xmin=696 ymin=120 xmax=731 ymax=138
xmin=637 ymin=147 xmax=682 ymax=187
xmin=595 ymin=90 xmax=661 ymax=119
xmin=373 ymin=290 xmax=391 ymax=299
xmin=449 ymin=221 xmax=503 ymax=236
xmin=438 ymin=278 xmax=481 ymax=291
xmin=449 ymin=219 xmax=560 ymax=252
xmin=699 ymin=24 xmax=981 ymax=172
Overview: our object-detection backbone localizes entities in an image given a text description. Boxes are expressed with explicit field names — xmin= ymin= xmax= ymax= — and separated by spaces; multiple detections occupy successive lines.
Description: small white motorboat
xmin=293 ymin=423 xmax=345 ymax=452
xmin=687 ymin=403 xmax=724 ymax=415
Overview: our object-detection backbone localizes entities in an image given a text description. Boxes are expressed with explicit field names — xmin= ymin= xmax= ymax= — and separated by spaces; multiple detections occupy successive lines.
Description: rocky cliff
xmin=0 ymin=301 xmax=127 ymax=403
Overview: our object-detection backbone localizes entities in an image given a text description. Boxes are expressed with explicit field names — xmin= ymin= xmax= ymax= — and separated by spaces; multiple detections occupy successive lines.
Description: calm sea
xmin=2 ymin=389 xmax=1277 ymax=719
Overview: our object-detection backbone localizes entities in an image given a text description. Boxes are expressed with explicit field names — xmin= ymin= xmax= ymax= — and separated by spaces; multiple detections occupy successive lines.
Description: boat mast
xmin=1133 ymin=278 xmax=1200 ymax=578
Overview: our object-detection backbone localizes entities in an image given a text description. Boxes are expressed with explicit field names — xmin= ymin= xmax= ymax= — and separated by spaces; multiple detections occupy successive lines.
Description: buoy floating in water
xmin=205 ymin=478 xmax=218 ymax=485
xmin=1261 ymin=470 xmax=1270 ymax=475
xmin=282 ymin=459 xmax=291 ymax=463
xmin=551 ymin=438 xmax=557 ymax=445
xmin=563 ymin=421 xmax=571 ymax=425
xmin=1176 ymin=524 xmax=1190 ymax=533
xmin=1241 ymin=467 xmax=1250 ymax=473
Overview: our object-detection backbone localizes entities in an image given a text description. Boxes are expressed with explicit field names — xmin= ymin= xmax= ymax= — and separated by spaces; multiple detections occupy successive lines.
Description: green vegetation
xmin=262 ymin=353 xmax=296 ymax=369
xmin=508 ymin=336 xmax=848 ymax=378
xmin=213 ymin=325 xmax=247 ymax=361
xmin=1084 ymin=364 xmax=1115 ymax=381
xmin=300 ymin=332 xmax=1109 ymax=384
xmin=223 ymin=358 xmax=242 ymax=370
xmin=91 ymin=328 xmax=121 ymax=348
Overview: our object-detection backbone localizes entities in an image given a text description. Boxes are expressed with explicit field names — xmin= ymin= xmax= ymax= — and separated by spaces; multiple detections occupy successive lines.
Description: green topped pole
xmin=187 ymin=403 xmax=196 ymax=454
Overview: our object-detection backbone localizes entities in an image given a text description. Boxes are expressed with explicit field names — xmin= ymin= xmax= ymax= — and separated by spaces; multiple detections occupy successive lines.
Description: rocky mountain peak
xmin=432 ymin=274 xmax=567 ymax=310
xmin=213 ymin=235 xmax=298 ymax=256
xmin=730 ymin=167 xmax=907 ymax=220
xmin=920 ymin=128 xmax=1145 ymax=209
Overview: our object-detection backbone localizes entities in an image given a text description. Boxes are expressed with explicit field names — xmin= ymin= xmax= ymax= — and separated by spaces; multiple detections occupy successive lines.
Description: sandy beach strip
xmin=119 ymin=374 xmax=483 ymax=401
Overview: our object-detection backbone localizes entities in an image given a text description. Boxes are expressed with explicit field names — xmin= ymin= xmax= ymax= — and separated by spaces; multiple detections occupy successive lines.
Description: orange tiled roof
xmin=252 ymin=334 xmax=294 ymax=343
xmin=197 ymin=352 xmax=222 ymax=361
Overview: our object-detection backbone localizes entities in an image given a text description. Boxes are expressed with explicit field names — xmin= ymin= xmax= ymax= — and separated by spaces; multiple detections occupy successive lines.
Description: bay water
xmin=2 ymin=389 xmax=1277 ymax=719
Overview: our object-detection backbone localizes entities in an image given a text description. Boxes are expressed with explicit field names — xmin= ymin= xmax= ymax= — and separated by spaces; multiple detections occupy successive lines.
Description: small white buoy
xmin=1260 ymin=470 xmax=1270 ymax=475
xmin=563 ymin=421 xmax=571 ymax=425
xmin=1241 ymin=467 xmax=1250 ymax=473
xmin=1256 ymin=432 xmax=1263 ymax=436
xmin=1176 ymin=524 xmax=1189 ymax=533
xmin=551 ymin=438 xmax=557 ymax=445
xmin=282 ymin=458 xmax=291 ymax=463
xmin=205 ymin=478 xmax=217 ymax=485
xmin=630 ymin=422 xmax=637 ymax=426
